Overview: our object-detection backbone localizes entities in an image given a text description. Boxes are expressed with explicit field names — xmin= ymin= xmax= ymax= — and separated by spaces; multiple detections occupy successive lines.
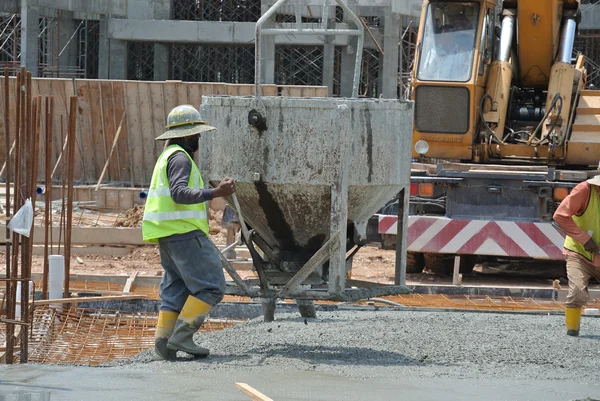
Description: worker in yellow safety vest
xmin=142 ymin=105 xmax=235 ymax=360
xmin=554 ymin=175 xmax=600 ymax=336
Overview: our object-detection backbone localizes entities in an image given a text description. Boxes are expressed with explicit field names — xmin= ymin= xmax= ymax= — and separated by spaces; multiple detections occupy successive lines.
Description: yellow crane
xmin=377 ymin=0 xmax=600 ymax=275
xmin=411 ymin=0 xmax=599 ymax=164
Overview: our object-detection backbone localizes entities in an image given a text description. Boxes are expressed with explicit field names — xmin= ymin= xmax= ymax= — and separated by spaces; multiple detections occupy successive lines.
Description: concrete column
xmin=56 ymin=10 xmax=79 ymax=73
xmin=153 ymin=0 xmax=171 ymax=81
xmin=98 ymin=15 xmax=109 ymax=79
xmin=381 ymin=12 xmax=400 ymax=99
xmin=340 ymin=36 xmax=358 ymax=98
xmin=154 ymin=44 xmax=169 ymax=81
xmin=109 ymin=39 xmax=128 ymax=80
xmin=99 ymin=15 xmax=127 ymax=80
xmin=322 ymin=19 xmax=336 ymax=96
xmin=260 ymin=2 xmax=276 ymax=84
xmin=340 ymin=7 xmax=360 ymax=98
xmin=20 ymin=3 xmax=40 ymax=76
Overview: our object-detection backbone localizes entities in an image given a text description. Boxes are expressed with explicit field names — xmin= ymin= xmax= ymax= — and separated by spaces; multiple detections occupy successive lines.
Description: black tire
xmin=406 ymin=252 xmax=425 ymax=273
xmin=423 ymin=254 xmax=477 ymax=276
xmin=423 ymin=253 xmax=454 ymax=275
xmin=459 ymin=255 xmax=477 ymax=275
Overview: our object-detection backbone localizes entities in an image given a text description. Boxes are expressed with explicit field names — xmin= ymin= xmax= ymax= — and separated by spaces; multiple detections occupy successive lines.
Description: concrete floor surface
xmin=1 ymin=310 xmax=600 ymax=401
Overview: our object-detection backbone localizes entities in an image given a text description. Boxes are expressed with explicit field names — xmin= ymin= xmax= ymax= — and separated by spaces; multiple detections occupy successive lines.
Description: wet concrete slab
xmin=1 ymin=365 xmax=599 ymax=401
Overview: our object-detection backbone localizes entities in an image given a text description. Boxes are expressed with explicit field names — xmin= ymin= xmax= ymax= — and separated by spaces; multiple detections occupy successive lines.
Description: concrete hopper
xmin=197 ymin=0 xmax=413 ymax=320
xmin=200 ymin=96 xmax=413 ymax=300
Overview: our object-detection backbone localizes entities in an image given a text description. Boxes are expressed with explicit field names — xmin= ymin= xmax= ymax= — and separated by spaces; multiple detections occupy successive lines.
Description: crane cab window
xmin=417 ymin=2 xmax=480 ymax=82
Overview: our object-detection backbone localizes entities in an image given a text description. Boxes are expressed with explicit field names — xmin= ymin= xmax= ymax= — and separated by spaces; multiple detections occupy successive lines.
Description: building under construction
xmin=0 ymin=0 xmax=426 ymax=99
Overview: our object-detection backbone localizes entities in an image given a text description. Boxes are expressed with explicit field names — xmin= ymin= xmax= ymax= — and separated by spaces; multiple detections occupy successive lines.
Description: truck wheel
xmin=423 ymin=254 xmax=477 ymax=276
xmin=423 ymin=253 xmax=454 ymax=275
xmin=459 ymin=255 xmax=477 ymax=275
xmin=407 ymin=252 xmax=425 ymax=273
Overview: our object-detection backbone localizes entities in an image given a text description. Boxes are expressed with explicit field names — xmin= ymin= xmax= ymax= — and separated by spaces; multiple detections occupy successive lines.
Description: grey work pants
xmin=565 ymin=255 xmax=600 ymax=308
xmin=158 ymin=233 xmax=226 ymax=312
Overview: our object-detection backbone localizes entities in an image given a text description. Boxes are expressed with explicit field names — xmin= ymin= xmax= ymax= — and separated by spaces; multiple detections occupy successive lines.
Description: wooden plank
xmin=212 ymin=83 xmax=227 ymax=95
xmin=123 ymin=271 xmax=139 ymax=293
xmin=163 ymin=81 xmax=178 ymax=122
xmin=30 ymin=295 xmax=148 ymax=305
xmin=234 ymin=383 xmax=274 ymax=401
xmin=262 ymin=85 xmax=278 ymax=96
xmin=137 ymin=82 xmax=156 ymax=184
xmin=176 ymin=81 xmax=188 ymax=105
xmin=32 ymin=245 xmax=134 ymax=257
xmin=29 ymin=272 xmax=161 ymax=286
xmin=49 ymin=79 xmax=71 ymax=182
xmin=150 ymin=82 xmax=166 ymax=166
xmin=0 ymin=225 xmax=145 ymax=246
xmin=87 ymin=81 xmax=107 ymax=179
xmin=125 ymin=82 xmax=145 ymax=186
xmin=95 ymin=111 xmax=126 ymax=190
xmin=34 ymin=79 xmax=51 ymax=180
xmin=186 ymin=83 xmax=203 ymax=110
xmin=100 ymin=81 xmax=119 ymax=182
xmin=74 ymin=80 xmax=97 ymax=182
xmin=111 ymin=81 xmax=131 ymax=184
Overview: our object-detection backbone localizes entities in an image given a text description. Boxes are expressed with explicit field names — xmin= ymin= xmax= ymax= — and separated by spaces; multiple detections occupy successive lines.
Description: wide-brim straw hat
xmin=587 ymin=175 xmax=600 ymax=186
xmin=154 ymin=122 xmax=216 ymax=141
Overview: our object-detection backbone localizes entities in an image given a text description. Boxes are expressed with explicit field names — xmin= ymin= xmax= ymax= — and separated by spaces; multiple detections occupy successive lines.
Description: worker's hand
xmin=213 ymin=178 xmax=235 ymax=198
xmin=584 ymin=238 xmax=598 ymax=252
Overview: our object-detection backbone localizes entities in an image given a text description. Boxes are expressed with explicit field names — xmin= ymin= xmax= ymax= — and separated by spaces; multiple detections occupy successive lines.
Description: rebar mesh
xmin=127 ymin=42 xmax=155 ymax=81
xmin=173 ymin=0 xmax=262 ymax=22
xmin=1 ymin=306 xmax=240 ymax=365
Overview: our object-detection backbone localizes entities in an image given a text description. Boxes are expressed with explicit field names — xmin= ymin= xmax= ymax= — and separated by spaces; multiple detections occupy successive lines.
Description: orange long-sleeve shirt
xmin=553 ymin=181 xmax=600 ymax=267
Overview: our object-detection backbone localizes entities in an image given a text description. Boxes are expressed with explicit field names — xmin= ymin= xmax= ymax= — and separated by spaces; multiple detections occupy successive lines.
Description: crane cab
xmin=411 ymin=0 xmax=496 ymax=160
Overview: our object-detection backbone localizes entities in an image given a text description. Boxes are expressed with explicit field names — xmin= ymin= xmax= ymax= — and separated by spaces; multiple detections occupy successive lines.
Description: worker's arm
xmin=167 ymin=152 xmax=214 ymax=204
xmin=553 ymin=182 xmax=593 ymax=246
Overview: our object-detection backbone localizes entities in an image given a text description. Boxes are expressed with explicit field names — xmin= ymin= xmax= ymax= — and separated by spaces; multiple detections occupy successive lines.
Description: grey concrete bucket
xmin=200 ymin=96 xmax=414 ymax=304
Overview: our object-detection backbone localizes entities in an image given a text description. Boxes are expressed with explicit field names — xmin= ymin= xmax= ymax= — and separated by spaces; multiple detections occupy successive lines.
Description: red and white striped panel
xmin=378 ymin=215 xmax=566 ymax=260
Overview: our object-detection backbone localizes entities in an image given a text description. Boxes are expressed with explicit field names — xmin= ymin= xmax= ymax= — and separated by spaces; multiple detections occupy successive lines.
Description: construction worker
xmin=142 ymin=105 xmax=235 ymax=360
xmin=554 ymin=175 xmax=600 ymax=336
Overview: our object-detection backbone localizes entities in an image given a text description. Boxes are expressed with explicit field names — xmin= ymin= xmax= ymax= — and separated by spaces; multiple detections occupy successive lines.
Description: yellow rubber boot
xmin=167 ymin=296 xmax=212 ymax=357
xmin=565 ymin=307 xmax=581 ymax=337
xmin=155 ymin=310 xmax=179 ymax=360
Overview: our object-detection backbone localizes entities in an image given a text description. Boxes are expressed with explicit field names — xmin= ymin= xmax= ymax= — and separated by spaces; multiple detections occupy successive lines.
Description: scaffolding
xmin=1 ymin=4 xmax=599 ymax=97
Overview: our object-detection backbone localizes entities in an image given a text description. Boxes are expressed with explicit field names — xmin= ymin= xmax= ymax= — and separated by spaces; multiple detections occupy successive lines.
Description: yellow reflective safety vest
xmin=142 ymin=145 xmax=210 ymax=243
xmin=564 ymin=184 xmax=600 ymax=262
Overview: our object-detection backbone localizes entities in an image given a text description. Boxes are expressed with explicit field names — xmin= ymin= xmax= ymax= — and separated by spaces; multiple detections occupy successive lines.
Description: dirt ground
xmin=1 ymin=204 xmax=571 ymax=286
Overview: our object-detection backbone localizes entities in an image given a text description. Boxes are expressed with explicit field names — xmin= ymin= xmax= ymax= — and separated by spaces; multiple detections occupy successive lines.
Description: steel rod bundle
xmin=1 ymin=68 xmax=75 ymax=363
